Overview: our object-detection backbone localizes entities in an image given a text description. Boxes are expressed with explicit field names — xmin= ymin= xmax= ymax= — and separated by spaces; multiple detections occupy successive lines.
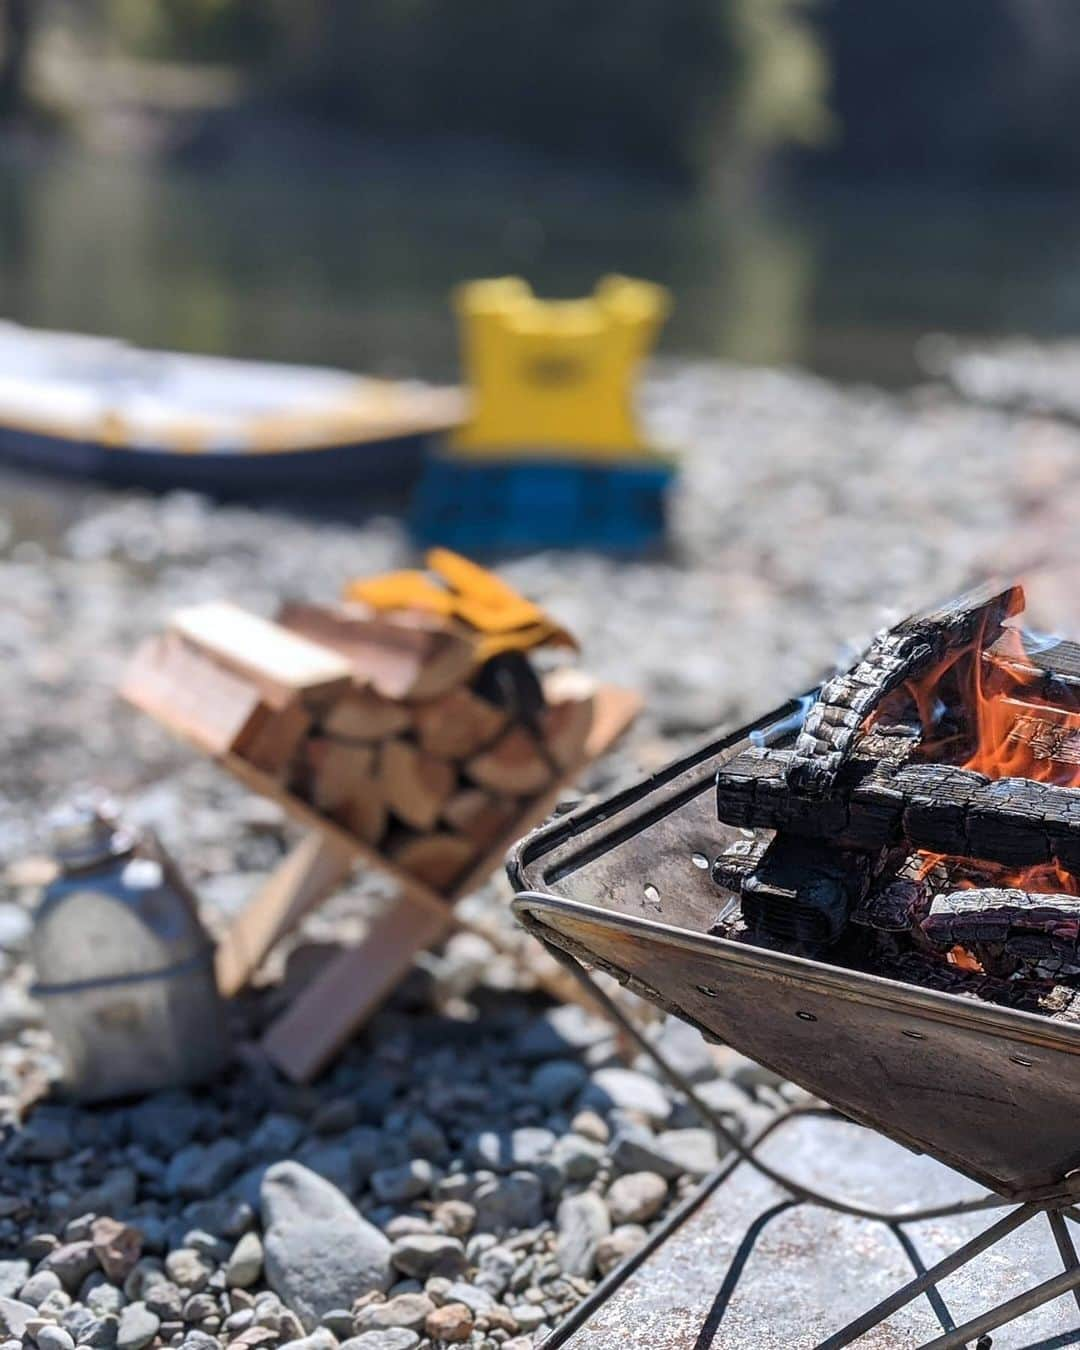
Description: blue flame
xmin=749 ymin=692 xmax=817 ymax=749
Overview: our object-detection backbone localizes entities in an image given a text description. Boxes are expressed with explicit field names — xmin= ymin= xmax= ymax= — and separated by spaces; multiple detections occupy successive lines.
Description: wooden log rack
xmin=122 ymin=582 xmax=641 ymax=1082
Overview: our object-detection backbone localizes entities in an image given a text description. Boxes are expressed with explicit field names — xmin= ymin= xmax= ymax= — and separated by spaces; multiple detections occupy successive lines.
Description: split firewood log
xmin=413 ymin=687 xmax=508 ymax=759
xmin=305 ymin=739 xmax=377 ymax=812
xmin=121 ymin=633 xmax=266 ymax=758
xmin=339 ymin=781 xmax=389 ymax=847
xmin=539 ymin=668 xmax=596 ymax=768
xmin=387 ymin=829 xmax=477 ymax=891
xmin=242 ymin=702 xmax=312 ymax=778
xmin=323 ymin=688 xmax=412 ymax=741
xmin=278 ymin=602 xmax=475 ymax=701
xmin=442 ymin=787 xmax=521 ymax=852
xmin=380 ymin=738 xmax=457 ymax=831
xmin=171 ymin=602 xmax=352 ymax=709
xmin=465 ymin=725 xmax=554 ymax=796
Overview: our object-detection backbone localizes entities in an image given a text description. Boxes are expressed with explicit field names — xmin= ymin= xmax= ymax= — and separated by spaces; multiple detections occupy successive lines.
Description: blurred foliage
xmin=96 ymin=0 xmax=829 ymax=183
xmin=104 ymin=0 xmax=277 ymax=63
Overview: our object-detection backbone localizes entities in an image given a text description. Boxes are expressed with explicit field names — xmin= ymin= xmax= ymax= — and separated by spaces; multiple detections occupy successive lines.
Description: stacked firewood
xmin=123 ymin=552 xmax=595 ymax=893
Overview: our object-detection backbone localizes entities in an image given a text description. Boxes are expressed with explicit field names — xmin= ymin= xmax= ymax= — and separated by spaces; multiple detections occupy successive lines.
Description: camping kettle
xmin=31 ymin=801 xmax=229 ymax=1101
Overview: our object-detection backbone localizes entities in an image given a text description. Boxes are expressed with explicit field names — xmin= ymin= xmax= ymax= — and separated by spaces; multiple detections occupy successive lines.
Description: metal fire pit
xmin=508 ymin=703 xmax=1080 ymax=1348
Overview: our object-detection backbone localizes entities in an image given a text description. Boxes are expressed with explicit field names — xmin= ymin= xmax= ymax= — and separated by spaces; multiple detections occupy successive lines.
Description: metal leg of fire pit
xmin=1048 ymin=1207 xmax=1080 ymax=1315
xmin=535 ymin=933 xmax=1080 ymax=1349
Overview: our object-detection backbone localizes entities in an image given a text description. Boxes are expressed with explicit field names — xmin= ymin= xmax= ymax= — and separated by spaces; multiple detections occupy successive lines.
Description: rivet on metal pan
xmin=1010 ymin=1054 xmax=1034 ymax=1067
xmin=796 ymin=1010 xmax=817 ymax=1022
xmin=691 ymin=852 xmax=709 ymax=869
xmin=696 ymin=984 xmax=718 ymax=998
xmin=902 ymin=1029 xmax=925 ymax=1040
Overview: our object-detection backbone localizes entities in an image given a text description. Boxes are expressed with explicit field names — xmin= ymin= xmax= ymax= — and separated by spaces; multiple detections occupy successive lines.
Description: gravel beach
xmin=3 ymin=354 xmax=1080 ymax=1348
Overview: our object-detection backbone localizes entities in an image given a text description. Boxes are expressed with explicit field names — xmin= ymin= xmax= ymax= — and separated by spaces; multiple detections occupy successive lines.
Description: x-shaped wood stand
xmin=212 ymin=685 xmax=641 ymax=1080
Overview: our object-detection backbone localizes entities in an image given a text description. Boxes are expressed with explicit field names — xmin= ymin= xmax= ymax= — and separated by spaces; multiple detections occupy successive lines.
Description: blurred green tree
xmin=97 ymin=0 xmax=829 ymax=185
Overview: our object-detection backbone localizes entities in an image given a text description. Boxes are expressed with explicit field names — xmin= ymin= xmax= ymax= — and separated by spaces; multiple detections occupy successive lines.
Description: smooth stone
xmin=654 ymin=1128 xmax=721 ymax=1177
xmin=353 ymin=1294 xmax=433 ymax=1333
xmin=424 ymin=1302 xmax=473 ymax=1343
xmin=528 ymin=1061 xmax=588 ymax=1109
xmin=166 ymin=1140 xmax=244 ymax=1200
xmin=13 ymin=1110 xmax=73 ymax=1162
xmin=339 ymin=1332 xmax=418 ymax=1350
xmin=642 ymin=1018 xmax=719 ymax=1085
xmin=0 ymin=1298 xmax=35 ymax=1339
xmin=369 ymin=1161 xmax=438 ymax=1205
xmin=294 ymin=1143 xmax=354 ymax=1196
xmin=260 ymin=1162 xmax=391 ymax=1332
xmin=225 ymin=1233 xmax=263 ymax=1289
xmin=555 ymin=1192 xmax=611 ymax=1278
xmin=90 ymin=1219 xmax=142 ymax=1285
xmin=277 ymin=1333 xmax=337 ymax=1350
xmin=116 ymin=1303 xmax=160 ymax=1350
xmin=82 ymin=1279 xmax=126 ymax=1318
xmin=163 ymin=1250 xmax=211 ymax=1293
xmin=181 ymin=1334 xmax=222 ymax=1350
xmin=595 ymin=1224 xmax=647 ymax=1276
xmin=0 ymin=1265 xmax=28 ymax=1300
xmin=389 ymin=1236 xmax=464 ymax=1281
xmin=440 ymin=1283 xmax=495 ymax=1318
xmin=35 ymin=1326 xmax=75 ymax=1350
xmin=403 ymin=1114 xmax=447 ymax=1163
xmin=431 ymin=1201 xmax=474 ymax=1239
xmin=316 ymin=1311 xmax=354 ymax=1339
xmin=129 ymin=1095 xmax=203 ymax=1156
xmin=19 ymin=1272 xmax=63 ymax=1307
xmin=609 ymin=1126 xmax=682 ymax=1181
xmin=467 ymin=1127 xmax=556 ymax=1173
xmin=583 ymin=1069 xmax=673 ymax=1125
xmin=512 ymin=1005 xmax=613 ymax=1062
xmin=606 ymin=1172 xmax=668 ymax=1226
xmin=247 ymin=1115 xmax=304 ymax=1159
xmin=471 ymin=1173 xmax=544 ymax=1236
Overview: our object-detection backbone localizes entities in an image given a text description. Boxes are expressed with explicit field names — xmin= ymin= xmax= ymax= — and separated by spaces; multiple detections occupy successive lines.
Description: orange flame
xmin=898 ymin=620 xmax=1080 ymax=896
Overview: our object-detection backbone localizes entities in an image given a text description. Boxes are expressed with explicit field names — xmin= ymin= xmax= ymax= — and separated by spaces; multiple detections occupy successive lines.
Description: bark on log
xmin=787 ymin=583 xmax=1024 ymax=794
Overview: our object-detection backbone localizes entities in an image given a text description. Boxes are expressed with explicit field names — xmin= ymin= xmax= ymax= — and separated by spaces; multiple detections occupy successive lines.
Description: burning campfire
xmin=710 ymin=583 xmax=1080 ymax=1020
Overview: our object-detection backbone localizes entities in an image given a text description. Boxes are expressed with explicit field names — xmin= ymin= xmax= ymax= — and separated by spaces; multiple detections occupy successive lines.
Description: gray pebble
xmin=0 ymin=1264 xmax=28 ymax=1300
xmin=261 ymin=1162 xmax=391 ymax=1332
xmin=583 ymin=1069 xmax=673 ymax=1125
xmin=555 ymin=1192 xmax=610 ymax=1278
xmin=528 ymin=1061 xmax=588 ymax=1108
xmin=116 ymin=1302 xmax=160 ymax=1350
xmin=353 ymin=1293 xmax=433 ymax=1333
xmin=606 ymin=1172 xmax=668 ymax=1225
xmin=19 ymin=1272 xmax=63 ymax=1308
xmin=163 ymin=1250 xmax=211 ymax=1293
xmin=370 ymin=1161 xmax=438 ymax=1205
xmin=34 ymin=1325 xmax=75 ymax=1350
xmin=389 ymin=1235 xmax=465 ymax=1281
xmin=471 ymin=1173 xmax=544 ymax=1236
xmin=339 ymin=1332 xmax=418 ymax=1350
xmin=225 ymin=1232 xmax=263 ymax=1289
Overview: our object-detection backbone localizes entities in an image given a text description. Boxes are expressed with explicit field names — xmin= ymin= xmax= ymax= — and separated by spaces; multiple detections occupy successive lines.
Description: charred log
xmin=717 ymin=746 xmax=1080 ymax=873
xmin=787 ymin=583 xmax=1023 ymax=795
xmin=740 ymin=834 xmax=871 ymax=953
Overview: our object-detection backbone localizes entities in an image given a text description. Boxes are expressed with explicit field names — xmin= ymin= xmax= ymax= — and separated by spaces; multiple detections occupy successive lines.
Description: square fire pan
xmin=509 ymin=699 xmax=1080 ymax=1204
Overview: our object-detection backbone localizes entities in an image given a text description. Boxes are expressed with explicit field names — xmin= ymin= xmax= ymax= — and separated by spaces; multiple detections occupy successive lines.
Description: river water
xmin=1 ymin=145 xmax=1079 ymax=387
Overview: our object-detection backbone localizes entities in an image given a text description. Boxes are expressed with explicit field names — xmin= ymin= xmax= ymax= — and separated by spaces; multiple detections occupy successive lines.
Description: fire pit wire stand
xmin=532 ymin=926 xmax=1080 ymax=1350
